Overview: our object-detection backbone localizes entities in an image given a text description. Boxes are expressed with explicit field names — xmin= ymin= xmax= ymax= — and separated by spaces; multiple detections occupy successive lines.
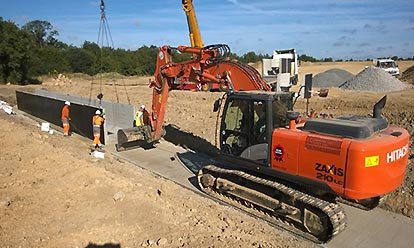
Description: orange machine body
xmin=271 ymin=124 xmax=409 ymax=200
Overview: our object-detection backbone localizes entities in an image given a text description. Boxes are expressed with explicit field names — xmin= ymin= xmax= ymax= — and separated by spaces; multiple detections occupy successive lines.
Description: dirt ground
xmin=1 ymin=61 xmax=414 ymax=246
xmin=0 ymin=111 xmax=310 ymax=247
xmin=401 ymin=65 xmax=414 ymax=84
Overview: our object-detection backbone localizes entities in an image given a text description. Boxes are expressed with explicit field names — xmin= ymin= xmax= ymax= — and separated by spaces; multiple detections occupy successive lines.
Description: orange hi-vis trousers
xmin=62 ymin=118 xmax=69 ymax=136
xmin=93 ymin=125 xmax=101 ymax=146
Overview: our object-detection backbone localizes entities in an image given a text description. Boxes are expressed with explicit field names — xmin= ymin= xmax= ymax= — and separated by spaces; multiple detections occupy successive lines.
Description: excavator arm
xmin=148 ymin=44 xmax=271 ymax=142
xmin=149 ymin=46 xmax=173 ymax=141
xmin=116 ymin=44 xmax=271 ymax=149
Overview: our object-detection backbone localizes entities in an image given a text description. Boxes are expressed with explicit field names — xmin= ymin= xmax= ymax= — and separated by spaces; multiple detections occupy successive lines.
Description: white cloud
xmin=224 ymin=0 xmax=262 ymax=13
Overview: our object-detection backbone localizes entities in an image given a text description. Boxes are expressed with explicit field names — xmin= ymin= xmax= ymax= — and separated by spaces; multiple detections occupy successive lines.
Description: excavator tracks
xmin=197 ymin=165 xmax=347 ymax=243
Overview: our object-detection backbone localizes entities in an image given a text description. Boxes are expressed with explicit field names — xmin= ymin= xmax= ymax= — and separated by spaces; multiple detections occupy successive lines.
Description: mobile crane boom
xmin=182 ymin=0 xmax=204 ymax=47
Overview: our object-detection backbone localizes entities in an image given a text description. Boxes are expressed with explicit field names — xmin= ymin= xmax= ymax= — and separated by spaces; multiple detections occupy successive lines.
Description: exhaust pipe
xmin=286 ymin=111 xmax=300 ymax=130
xmin=373 ymin=95 xmax=387 ymax=118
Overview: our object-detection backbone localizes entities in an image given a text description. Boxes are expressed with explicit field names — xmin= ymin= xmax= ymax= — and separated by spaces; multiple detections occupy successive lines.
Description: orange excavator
xmin=115 ymin=0 xmax=410 ymax=243
xmin=116 ymin=42 xmax=410 ymax=243
xmin=197 ymin=93 xmax=409 ymax=243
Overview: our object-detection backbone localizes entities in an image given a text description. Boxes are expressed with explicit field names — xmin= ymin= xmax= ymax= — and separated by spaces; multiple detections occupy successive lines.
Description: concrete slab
xmin=107 ymin=140 xmax=213 ymax=189
xmin=107 ymin=139 xmax=414 ymax=248
xmin=325 ymin=204 xmax=414 ymax=248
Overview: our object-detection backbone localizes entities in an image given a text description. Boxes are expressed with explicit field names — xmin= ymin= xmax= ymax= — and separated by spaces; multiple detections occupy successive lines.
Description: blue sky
xmin=1 ymin=0 xmax=413 ymax=59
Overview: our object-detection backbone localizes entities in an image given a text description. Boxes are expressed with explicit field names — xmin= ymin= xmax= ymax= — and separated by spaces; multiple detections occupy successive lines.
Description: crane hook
xmin=100 ymin=0 xmax=105 ymax=12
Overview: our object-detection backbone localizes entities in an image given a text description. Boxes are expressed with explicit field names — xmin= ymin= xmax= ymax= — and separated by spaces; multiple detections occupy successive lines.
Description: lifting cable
xmin=98 ymin=0 xmax=118 ymax=104
xmin=89 ymin=0 xmax=131 ymax=105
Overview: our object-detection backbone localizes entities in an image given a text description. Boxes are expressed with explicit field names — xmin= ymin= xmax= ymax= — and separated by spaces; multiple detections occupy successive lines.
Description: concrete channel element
xmin=16 ymin=90 xmax=105 ymax=143
xmin=107 ymin=139 xmax=414 ymax=248
xmin=16 ymin=89 xmax=135 ymax=144
xmin=32 ymin=89 xmax=135 ymax=136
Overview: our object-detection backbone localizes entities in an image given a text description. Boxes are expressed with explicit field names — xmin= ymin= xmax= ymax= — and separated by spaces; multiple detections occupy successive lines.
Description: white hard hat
xmin=140 ymin=105 xmax=145 ymax=109
xmin=95 ymin=110 xmax=101 ymax=115
xmin=65 ymin=101 xmax=70 ymax=106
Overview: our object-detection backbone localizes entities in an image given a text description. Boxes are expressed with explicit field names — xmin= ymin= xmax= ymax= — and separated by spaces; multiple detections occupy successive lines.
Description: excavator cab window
xmin=220 ymin=93 xmax=293 ymax=165
xmin=272 ymin=98 xmax=290 ymax=129
xmin=220 ymin=98 xmax=269 ymax=163
xmin=221 ymin=99 xmax=250 ymax=156
xmin=253 ymin=101 xmax=267 ymax=144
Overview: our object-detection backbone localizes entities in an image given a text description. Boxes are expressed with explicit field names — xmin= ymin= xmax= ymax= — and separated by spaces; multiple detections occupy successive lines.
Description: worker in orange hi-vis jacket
xmin=61 ymin=101 xmax=71 ymax=136
xmin=92 ymin=109 xmax=105 ymax=149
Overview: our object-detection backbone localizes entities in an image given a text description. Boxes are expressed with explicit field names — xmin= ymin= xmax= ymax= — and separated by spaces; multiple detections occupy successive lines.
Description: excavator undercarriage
xmin=198 ymin=165 xmax=346 ymax=243
xmin=198 ymin=165 xmax=346 ymax=242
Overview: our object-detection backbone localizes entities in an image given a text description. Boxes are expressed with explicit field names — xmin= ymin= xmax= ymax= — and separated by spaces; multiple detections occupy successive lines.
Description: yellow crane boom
xmin=182 ymin=0 xmax=204 ymax=48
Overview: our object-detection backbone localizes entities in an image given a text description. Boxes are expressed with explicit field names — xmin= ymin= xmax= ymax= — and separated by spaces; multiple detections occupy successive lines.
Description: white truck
xmin=373 ymin=58 xmax=400 ymax=77
xmin=262 ymin=49 xmax=298 ymax=92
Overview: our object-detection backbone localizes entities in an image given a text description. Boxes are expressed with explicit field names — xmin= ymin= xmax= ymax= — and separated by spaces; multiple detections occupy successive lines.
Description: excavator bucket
xmin=116 ymin=125 xmax=153 ymax=151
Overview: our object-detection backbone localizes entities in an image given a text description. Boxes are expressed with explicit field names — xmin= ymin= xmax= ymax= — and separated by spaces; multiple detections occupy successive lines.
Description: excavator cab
xmin=219 ymin=92 xmax=292 ymax=164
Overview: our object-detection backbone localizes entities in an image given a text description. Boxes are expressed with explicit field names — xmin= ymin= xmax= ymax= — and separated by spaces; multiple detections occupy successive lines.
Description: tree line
xmin=1 ymin=18 xmax=271 ymax=85
xmin=1 ymin=18 xmax=412 ymax=85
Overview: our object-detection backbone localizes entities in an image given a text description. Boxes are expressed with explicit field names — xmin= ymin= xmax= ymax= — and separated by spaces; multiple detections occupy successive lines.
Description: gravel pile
xmin=313 ymin=69 xmax=354 ymax=87
xmin=339 ymin=66 xmax=407 ymax=92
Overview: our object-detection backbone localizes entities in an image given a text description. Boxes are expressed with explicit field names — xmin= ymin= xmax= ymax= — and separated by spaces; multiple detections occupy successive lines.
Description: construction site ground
xmin=1 ymin=61 xmax=414 ymax=247
xmin=0 ymin=110 xmax=312 ymax=248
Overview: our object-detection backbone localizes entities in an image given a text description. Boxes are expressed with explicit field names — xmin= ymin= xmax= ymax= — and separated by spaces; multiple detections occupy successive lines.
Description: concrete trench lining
xmin=33 ymin=89 xmax=135 ymax=135
xmin=16 ymin=89 xmax=135 ymax=144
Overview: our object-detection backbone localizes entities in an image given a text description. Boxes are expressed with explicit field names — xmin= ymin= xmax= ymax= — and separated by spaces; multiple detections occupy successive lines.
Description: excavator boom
xmin=148 ymin=44 xmax=270 ymax=142
xmin=116 ymin=44 xmax=271 ymax=149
